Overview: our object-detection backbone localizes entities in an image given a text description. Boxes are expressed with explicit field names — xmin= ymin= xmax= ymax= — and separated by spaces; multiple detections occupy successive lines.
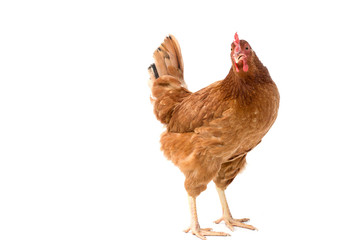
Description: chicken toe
xmin=184 ymin=226 xmax=230 ymax=240
xmin=215 ymin=187 xmax=257 ymax=231
xmin=214 ymin=216 xmax=257 ymax=231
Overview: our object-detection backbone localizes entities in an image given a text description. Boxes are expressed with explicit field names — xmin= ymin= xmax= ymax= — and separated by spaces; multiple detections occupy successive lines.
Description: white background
xmin=1 ymin=0 xmax=360 ymax=239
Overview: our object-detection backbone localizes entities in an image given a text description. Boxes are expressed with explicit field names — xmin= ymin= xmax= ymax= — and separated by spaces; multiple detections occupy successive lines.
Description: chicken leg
xmin=214 ymin=187 xmax=257 ymax=231
xmin=184 ymin=195 xmax=229 ymax=240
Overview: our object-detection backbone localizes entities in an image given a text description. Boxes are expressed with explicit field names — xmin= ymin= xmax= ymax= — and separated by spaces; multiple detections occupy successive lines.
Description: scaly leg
xmin=214 ymin=187 xmax=257 ymax=231
xmin=184 ymin=195 xmax=230 ymax=240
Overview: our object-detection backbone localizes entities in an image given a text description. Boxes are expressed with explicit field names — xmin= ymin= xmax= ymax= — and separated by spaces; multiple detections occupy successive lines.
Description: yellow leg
xmin=184 ymin=195 xmax=230 ymax=239
xmin=214 ymin=187 xmax=257 ymax=231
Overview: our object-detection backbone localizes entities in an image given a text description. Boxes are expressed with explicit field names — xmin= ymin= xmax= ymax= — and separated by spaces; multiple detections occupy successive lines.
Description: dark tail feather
xmin=149 ymin=63 xmax=159 ymax=79
xmin=147 ymin=35 xmax=190 ymax=125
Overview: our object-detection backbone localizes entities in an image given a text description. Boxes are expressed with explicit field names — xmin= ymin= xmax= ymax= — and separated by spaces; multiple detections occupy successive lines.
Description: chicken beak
xmin=233 ymin=52 xmax=249 ymax=72
xmin=234 ymin=53 xmax=245 ymax=64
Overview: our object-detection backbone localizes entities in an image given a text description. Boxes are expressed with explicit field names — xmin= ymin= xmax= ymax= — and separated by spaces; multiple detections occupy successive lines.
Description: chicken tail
xmin=148 ymin=35 xmax=190 ymax=125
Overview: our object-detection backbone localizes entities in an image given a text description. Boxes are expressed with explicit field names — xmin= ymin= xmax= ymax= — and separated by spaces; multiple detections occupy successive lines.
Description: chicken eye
xmin=245 ymin=46 xmax=249 ymax=50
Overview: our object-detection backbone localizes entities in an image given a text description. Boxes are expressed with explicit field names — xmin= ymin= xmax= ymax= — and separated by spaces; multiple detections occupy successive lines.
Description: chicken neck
xmin=220 ymin=67 xmax=258 ymax=104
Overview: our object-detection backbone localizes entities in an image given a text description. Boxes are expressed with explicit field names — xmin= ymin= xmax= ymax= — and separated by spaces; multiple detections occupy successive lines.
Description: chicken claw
xmin=214 ymin=217 xmax=257 ymax=231
xmin=184 ymin=226 xmax=230 ymax=240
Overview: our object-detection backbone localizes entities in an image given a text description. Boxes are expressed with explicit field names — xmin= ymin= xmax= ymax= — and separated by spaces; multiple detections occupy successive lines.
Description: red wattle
xmin=243 ymin=63 xmax=248 ymax=72
xmin=235 ymin=63 xmax=239 ymax=72
xmin=233 ymin=56 xmax=240 ymax=72
xmin=242 ymin=58 xmax=248 ymax=72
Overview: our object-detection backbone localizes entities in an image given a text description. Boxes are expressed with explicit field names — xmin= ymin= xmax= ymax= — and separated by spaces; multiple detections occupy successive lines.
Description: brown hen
xmin=148 ymin=33 xmax=279 ymax=239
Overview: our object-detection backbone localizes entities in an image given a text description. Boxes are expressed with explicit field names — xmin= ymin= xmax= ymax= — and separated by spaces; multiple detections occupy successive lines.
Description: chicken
xmin=148 ymin=33 xmax=279 ymax=239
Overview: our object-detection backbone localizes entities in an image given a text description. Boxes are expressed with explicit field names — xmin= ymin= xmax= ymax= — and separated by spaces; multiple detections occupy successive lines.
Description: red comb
xmin=234 ymin=32 xmax=240 ymax=43
xmin=233 ymin=32 xmax=240 ymax=53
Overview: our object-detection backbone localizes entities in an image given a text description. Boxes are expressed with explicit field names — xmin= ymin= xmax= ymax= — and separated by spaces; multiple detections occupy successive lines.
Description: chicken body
xmin=148 ymin=34 xmax=279 ymax=239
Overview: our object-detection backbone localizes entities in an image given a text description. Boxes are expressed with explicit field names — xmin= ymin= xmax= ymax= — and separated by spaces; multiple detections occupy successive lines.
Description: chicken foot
xmin=184 ymin=195 xmax=230 ymax=240
xmin=214 ymin=187 xmax=257 ymax=231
